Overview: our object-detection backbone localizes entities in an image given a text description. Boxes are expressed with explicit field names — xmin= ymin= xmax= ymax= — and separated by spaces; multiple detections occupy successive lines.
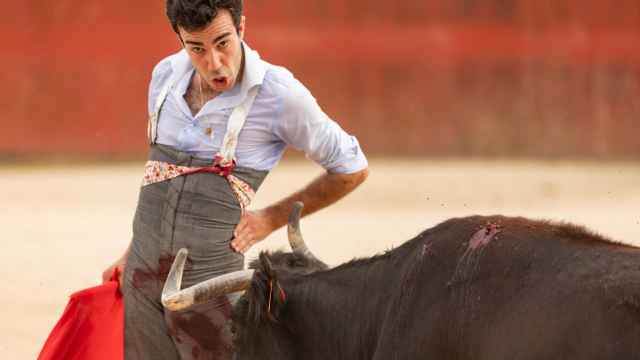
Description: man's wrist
xmin=255 ymin=207 xmax=283 ymax=234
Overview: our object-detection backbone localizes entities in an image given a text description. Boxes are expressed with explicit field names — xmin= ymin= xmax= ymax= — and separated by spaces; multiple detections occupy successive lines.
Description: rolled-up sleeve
xmin=273 ymin=81 xmax=368 ymax=174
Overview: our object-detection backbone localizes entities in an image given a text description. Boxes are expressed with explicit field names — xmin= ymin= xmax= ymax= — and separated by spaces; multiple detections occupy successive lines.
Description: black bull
xmin=165 ymin=212 xmax=640 ymax=359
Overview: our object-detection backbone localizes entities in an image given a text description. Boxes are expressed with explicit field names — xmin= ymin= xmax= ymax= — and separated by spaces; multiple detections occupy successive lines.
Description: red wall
xmin=4 ymin=1 xmax=640 ymax=159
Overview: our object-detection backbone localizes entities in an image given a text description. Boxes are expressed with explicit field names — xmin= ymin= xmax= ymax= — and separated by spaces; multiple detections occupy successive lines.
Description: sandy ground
xmin=2 ymin=159 xmax=639 ymax=359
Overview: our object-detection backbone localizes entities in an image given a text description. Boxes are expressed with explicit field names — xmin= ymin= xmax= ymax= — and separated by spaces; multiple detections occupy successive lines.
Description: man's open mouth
xmin=212 ymin=77 xmax=228 ymax=87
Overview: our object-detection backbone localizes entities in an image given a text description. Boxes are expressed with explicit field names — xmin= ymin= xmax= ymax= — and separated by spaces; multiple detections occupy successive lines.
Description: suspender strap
xmin=218 ymin=86 xmax=260 ymax=164
xmin=147 ymin=76 xmax=176 ymax=144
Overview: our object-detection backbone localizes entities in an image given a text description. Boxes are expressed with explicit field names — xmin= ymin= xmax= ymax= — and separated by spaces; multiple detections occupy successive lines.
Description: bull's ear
xmin=261 ymin=253 xmax=288 ymax=320
xmin=259 ymin=252 xmax=276 ymax=278
xmin=246 ymin=252 xmax=288 ymax=324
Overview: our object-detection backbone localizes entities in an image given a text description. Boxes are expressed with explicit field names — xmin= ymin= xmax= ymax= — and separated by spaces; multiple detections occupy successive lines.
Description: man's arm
xmin=231 ymin=168 xmax=369 ymax=253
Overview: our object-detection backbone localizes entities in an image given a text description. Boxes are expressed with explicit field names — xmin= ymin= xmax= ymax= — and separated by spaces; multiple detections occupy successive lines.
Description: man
xmin=102 ymin=0 xmax=368 ymax=359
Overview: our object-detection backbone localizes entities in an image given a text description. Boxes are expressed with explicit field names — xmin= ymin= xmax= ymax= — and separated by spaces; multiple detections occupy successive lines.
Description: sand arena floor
xmin=2 ymin=159 xmax=640 ymax=359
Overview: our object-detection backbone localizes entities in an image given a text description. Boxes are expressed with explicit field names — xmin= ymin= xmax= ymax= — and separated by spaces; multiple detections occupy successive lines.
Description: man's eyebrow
xmin=212 ymin=32 xmax=232 ymax=44
xmin=184 ymin=40 xmax=204 ymax=46
xmin=183 ymin=32 xmax=231 ymax=47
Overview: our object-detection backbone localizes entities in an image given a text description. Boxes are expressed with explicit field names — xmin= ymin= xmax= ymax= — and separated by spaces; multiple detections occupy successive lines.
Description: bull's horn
xmin=287 ymin=202 xmax=325 ymax=266
xmin=162 ymin=248 xmax=189 ymax=300
xmin=161 ymin=248 xmax=254 ymax=312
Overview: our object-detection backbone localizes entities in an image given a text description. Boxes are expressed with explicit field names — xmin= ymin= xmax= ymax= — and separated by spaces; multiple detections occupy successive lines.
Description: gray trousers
xmin=122 ymin=145 xmax=267 ymax=360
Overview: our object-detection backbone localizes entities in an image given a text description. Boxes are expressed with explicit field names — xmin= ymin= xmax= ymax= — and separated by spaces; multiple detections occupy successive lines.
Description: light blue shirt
xmin=148 ymin=43 xmax=368 ymax=174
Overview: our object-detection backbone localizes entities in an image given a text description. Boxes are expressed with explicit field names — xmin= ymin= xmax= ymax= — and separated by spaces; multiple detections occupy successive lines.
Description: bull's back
xmin=374 ymin=216 xmax=640 ymax=359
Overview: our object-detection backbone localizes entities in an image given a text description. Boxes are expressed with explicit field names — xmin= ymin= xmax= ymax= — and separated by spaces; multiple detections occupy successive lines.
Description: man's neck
xmin=236 ymin=42 xmax=246 ymax=86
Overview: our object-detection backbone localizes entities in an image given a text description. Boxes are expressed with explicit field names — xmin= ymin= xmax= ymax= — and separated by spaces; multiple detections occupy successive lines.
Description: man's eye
xmin=191 ymin=47 xmax=204 ymax=54
xmin=218 ymin=41 xmax=229 ymax=49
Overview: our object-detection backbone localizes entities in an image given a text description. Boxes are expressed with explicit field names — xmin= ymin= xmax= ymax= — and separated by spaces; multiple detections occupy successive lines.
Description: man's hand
xmin=102 ymin=258 xmax=125 ymax=285
xmin=230 ymin=169 xmax=369 ymax=253
xmin=102 ymin=244 xmax=130 ymax=285
xmin=231 ymin=210 xmax=276 ymax=253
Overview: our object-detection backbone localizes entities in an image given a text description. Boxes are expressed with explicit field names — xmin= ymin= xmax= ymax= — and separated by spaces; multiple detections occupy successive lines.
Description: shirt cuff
xmin=322 ymin=136 xmax=369 ymax=174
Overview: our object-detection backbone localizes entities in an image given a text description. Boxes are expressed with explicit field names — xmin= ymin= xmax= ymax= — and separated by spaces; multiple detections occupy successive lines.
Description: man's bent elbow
xmin=355 ymin=167 xmax=369 ymax=185
xmin=346 ymin=167 xmax=369 ymax=188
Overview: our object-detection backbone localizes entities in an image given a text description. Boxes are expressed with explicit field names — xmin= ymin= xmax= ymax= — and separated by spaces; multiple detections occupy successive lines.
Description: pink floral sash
xmin=141 ymin=156 xmax=255 ymax=211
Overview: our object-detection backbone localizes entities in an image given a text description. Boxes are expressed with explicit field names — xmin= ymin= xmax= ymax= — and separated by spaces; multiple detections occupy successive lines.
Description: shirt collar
xmin=169 ymin=41 xmax=265 ymax=111
xmin=240 ymin=42 xmax=266 ymax=94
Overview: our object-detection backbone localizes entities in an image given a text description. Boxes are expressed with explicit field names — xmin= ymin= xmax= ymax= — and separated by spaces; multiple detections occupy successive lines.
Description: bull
xmin=162 ymin=202 xmax=640 ymax=359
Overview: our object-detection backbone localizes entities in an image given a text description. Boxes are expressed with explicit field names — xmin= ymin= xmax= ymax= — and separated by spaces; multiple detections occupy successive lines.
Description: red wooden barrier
xmin=3 ymin=1 xmax=639 ymax=158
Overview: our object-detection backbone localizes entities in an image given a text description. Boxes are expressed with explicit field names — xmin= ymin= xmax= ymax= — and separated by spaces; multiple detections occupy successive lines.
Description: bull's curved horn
xmin=162 ymin=248 xmax=188 ymax=300
xmin=287 ymin=202 xmax=325 ymax=266
xmin=161 ymin=248 xmax=254 ymax=312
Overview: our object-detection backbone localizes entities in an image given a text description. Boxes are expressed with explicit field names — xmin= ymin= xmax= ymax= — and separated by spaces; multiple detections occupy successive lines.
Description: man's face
xmin=178 ymin=10 xmax=245 ymax=93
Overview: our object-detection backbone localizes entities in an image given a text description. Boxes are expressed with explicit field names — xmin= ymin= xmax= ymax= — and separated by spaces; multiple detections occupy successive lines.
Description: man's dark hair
xmin=166 ymin=0 xmax=243 ymax=34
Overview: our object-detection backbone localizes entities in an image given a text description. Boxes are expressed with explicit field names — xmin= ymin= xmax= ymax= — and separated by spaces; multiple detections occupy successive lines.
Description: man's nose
xmin=208 ymin=51 xmax=223 ymax=72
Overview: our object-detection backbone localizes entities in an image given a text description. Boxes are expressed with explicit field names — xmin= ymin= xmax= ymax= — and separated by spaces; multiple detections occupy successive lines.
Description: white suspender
xmin=218 ymin=86 xmax=259 ymax=163
xmin=147 ymin=76 xmax=176 ymax=145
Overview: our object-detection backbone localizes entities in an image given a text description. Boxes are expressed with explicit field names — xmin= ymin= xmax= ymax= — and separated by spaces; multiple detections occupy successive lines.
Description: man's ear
xmin=238 ymin=16 xmax=246 ymax=40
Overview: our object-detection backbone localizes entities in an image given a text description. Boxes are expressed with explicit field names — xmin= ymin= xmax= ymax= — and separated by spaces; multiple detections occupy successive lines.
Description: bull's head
xmin=161 ymin=201 xmax=327 ymax=311
xmin=161 ymin=202 xmax=327 ymax=359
